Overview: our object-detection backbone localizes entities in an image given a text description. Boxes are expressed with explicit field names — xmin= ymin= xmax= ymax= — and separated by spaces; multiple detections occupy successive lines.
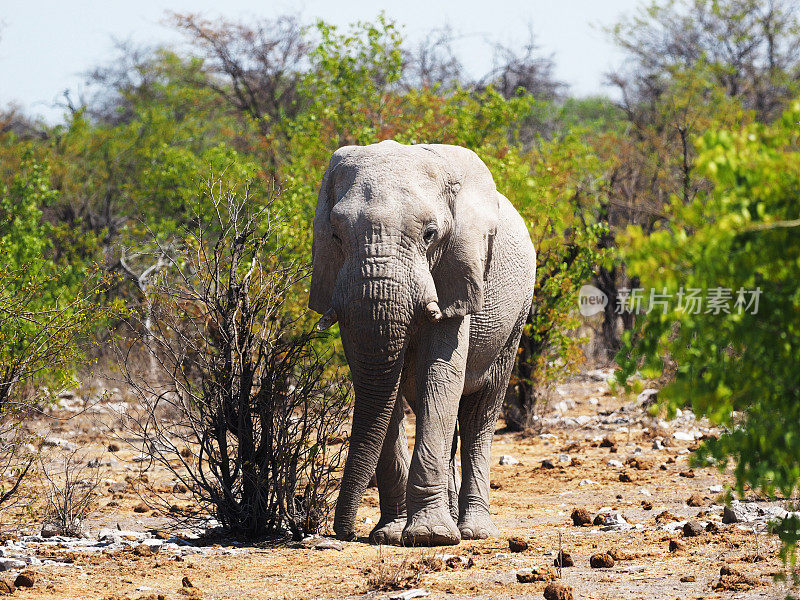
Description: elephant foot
xmin=458 ymin=511 xmax=500 ymax=540
xmin=333 ymin=522 xmax=357 ymax=542
xmin=402 ymin=505 xmax=461 ymax=546
xmin=370 ymin=516 xmax=406 ymax=545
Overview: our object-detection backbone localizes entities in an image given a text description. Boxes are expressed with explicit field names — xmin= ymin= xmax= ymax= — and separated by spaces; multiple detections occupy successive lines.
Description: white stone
xmin=314 ymin=539 xmax=343 ymax=551
xmin=607 ymin=459 xmax=623 ymax=468
xmin=600 ymin=513 xmax=631 ymax=531
xmin=88 ymin=456 xmax=118 ymax=468
xmin=42 ymin=437 xmax=78 ymax=452
xmin=659 ymin=520 xmax=689 ymax=532
xmin=604 ymin=513 xmax=627 ymax=526
xmin=586 ymin=368 xmax=614 ymax=382
xmin=390 ymin=589 xmax=429 ymax=600
xmin=499 ymin=455 xmax=519 ymax=466
xmin=40 ymin=523 xmax=63 ymax=538
xmin=637 ymin=389 xmax=658 ymax=404
xmin=0 ymin=558 xmax=25 ymax=571
xmin=435 ymin=554 xmax=455 ymax=561
xmin=617 ymin=564 xmax=646 ymax=573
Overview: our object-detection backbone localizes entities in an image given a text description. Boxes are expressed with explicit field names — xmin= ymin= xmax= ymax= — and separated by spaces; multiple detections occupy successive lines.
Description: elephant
xmin=309 ymin=140 xmax=536 ymax=546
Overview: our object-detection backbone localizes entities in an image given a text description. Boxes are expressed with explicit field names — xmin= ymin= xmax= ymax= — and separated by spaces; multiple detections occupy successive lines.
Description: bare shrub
xmin=117 ymin=178 xmax=350 ymax=540
xmin=0 ymin=266 xmax=112 ymax=517
xmin=364 ymin=546 xmax=434 ymax=592
xmin=169 ymin=13 xmax=310 ymax=135
xmin=483 ymin=26 xmax=564 ymax=102
xmin=39 ymin=449 xmax=100 ymax=537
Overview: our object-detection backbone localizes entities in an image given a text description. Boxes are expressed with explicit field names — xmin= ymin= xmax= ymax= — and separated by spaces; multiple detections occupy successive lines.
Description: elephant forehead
xmin=338 ymin=147 xmax=446 ymax=192
xmin=333 ymin=180 xmax=440 ymax=229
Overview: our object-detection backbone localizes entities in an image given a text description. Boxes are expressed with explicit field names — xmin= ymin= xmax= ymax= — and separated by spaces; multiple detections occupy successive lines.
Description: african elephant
xmin=309 ymin=140 xmax=536 ymax=546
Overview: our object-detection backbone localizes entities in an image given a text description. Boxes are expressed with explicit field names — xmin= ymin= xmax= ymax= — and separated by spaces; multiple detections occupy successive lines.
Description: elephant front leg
xmin=457 ymin=342 xmax=517 ymax=540
xmin=403 ymin=316 xmax=469 ymax=547
xmin=370 ymin=395 xmax=409 ymax=545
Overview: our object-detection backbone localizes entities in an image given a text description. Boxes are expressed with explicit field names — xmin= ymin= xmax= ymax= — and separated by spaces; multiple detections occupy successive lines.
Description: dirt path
xmin=1 ymin=372 xmax=789 ymax=600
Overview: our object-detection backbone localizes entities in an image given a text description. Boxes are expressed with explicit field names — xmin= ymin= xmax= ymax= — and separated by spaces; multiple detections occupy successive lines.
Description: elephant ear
xmin=309 ymin=146 xmax=356 ymax=315
xmin=427 ymin=145 xmax=499 ymax=318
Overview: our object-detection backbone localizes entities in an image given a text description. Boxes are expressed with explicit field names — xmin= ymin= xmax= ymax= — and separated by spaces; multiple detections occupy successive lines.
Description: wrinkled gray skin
xmin=309 ymin=141 xmax=536 ymax=546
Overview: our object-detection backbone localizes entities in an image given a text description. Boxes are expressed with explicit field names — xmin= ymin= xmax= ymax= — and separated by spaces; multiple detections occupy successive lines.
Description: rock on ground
xmin=669 ymin=539 xmax=685 ymax=552
xmin=314 ymin=539 xmax=343 ymax=551
xmin=590 ymin=553 xmax=615 ymax=568
xmin=554 ymin=551 xmax=574 ymax=567
xmin=543 ymin=581 xmax=574 ymax=600
xmin=571 ymin=508 xmax=592 ymax=526
xmin=683 ymin=521 xmax=705 ymax=537
xmin=722 ymin=502 xmax=759 ymax=523
xmin=13 ymin=572 xmax=34 ymax=588
xmin=517 ymin=566 xmax=556 ymax=583
xmin=0 ymin=558 xmax=26 ymax=571
xmin=686 ymin=493 xmax=707 ymax=507
xmin=508 ymin=537 xmax=528 ymax=552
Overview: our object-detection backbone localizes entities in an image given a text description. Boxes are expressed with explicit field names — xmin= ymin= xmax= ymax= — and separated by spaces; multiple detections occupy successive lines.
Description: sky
xmin=0 ymin=0 xmax=643 ymax=123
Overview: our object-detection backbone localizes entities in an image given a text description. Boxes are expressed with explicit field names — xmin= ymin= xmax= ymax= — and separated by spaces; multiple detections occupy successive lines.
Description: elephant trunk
xmin=331 ymin=247 xmax=437 ymax=540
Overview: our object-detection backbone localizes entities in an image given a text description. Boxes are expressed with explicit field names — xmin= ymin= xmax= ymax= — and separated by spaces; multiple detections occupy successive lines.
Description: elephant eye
xmin=423 ymin=225 xmax=438 ymax=245
xmin=331 ymin=231 xmax=342 ymax=245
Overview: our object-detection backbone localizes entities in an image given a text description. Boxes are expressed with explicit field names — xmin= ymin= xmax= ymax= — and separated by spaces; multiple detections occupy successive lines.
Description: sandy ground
xmin=0 ymin=372 xmax=792 ymax=600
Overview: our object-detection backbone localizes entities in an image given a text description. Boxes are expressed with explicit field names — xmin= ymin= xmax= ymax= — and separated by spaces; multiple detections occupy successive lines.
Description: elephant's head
xmin=309 ymin=140 xmax=499 ymax=539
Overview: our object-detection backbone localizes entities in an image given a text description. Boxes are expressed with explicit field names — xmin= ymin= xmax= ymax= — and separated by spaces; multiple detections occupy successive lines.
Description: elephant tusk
xmin=425 ymin=301 xmax=442 ymax=323
xmin=316 ymin=308 xmax=338 ymax=331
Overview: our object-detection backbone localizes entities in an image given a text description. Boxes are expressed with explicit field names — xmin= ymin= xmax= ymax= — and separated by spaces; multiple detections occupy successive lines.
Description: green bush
xmin=617 ymin=98 xmax=800 ymax=572
xmin=0 ymin=153 xmax=114 ymax=509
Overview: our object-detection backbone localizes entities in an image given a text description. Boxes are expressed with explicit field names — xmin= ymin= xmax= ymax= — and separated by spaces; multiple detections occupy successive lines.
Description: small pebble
xmin=683 ymin=521 xmax=705 ymax=537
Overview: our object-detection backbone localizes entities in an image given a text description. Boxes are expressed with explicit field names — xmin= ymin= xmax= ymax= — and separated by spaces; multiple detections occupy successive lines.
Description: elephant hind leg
xmin=457 ymin=322 xmax=522 ymax=540
xmin=370 ymin=395 xmax=409 ymax=545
